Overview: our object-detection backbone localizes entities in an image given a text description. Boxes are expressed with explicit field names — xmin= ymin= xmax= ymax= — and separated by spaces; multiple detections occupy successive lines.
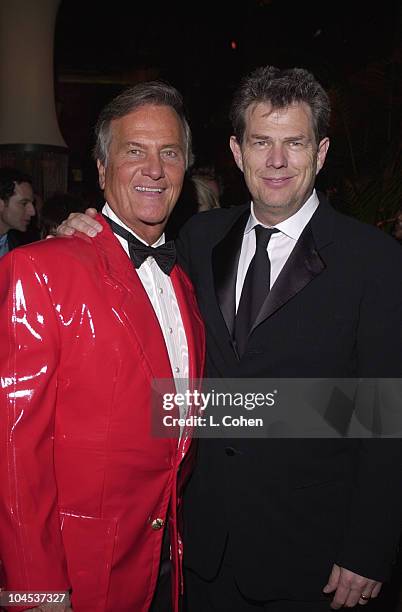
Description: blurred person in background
xmin=191 ymin=164 xmax=223 ymax=201
xmin=166 ymin=171 xmax=221 ymax=240
xmin=391 ymin=208 xmax=402 ymax=243
xmin=0 ymin=167 xmax=36 ymax=258
xmin=191 ymin=174 xmax=221 ymax=212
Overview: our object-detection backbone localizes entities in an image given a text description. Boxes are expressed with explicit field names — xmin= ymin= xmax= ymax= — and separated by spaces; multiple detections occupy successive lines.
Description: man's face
xmin=97 ymin=104 xmax=187 ymax=243
xmin=230 ymin=101 xmax=329 ymax=225
xmin=0 ymin=181 xmax=35 ymax=232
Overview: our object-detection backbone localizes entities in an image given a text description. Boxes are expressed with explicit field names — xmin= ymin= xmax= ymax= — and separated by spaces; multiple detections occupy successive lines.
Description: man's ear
xmin=229 ymin=136 xmax=244 ymax=172
xmin=316 ymin=137 xmax=330 ymax=175
xmin=97 ymin=160 xmax=106 ymax=190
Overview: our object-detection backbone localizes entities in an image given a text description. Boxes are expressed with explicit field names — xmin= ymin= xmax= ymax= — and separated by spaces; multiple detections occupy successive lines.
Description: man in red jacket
xmin=0 ymin=81 xmax=205 ymax=612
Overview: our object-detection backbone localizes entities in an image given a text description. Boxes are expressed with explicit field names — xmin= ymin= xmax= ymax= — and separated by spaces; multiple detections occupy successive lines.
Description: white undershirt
xmin=103 ymin=204 xmax=189 ymax=409
xmin=235 ymin=191 xmax=319 ymax=310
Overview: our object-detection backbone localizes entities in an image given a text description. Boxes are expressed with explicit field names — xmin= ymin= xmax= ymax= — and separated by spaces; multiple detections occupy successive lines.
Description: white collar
xmin=246 ymin=190 xmax=319 ymax=240
xmin=102 ymin=202 xmax=165 ymax=247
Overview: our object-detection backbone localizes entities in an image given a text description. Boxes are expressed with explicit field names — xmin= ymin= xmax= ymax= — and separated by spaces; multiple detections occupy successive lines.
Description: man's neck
xmin=253 ymin=205 xmax=304 ymax=227
xmin=0 ymin=222 xmax=10 ymax=237
xmin=103 ymin=203 xmax=165 ymax=246
xmin=252 ymin=191 xmax=318 ymax=227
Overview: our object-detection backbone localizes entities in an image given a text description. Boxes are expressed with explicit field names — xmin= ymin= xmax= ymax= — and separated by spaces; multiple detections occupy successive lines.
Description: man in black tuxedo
xmin=57 ymin=66 xmax=402 ymax=611
xmin=177 ymin=66 xmax=402 ymax=611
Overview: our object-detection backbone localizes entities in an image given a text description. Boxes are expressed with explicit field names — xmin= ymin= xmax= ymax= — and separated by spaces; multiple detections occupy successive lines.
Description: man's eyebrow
xmin=283 ymin=134 xmax=309 ymax=141
xmin=124 ymin=141 xmax=183 ymax=149
xmin=124 ymin=141 xmax=143 ymax=147
xmin=248 ymin=133 xmax=310 ymax=142
xmin=161 ymin=143 xmax=183 ymax=150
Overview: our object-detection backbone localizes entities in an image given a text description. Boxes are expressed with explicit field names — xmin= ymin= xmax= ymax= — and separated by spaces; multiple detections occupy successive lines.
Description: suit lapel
xmin=212 ymin=207 xmax=249 ymax=337
xmin=92 ymin=215 xmax=174 ymax=381
xmin=251 ymin=223 xmax=325 ymax=331
xmin=92 ymin=214 xmax=205 ymax=382
xmin=84 ymin=215 xmax=205 ymax=458
xmin=250 ymin=195 xmax=335 ymax=334
xmin=211 ymin=197 xmax=335 ymax=355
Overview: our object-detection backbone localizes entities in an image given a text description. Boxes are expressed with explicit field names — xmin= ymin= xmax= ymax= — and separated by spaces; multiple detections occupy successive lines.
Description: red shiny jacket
xmin=0 ymin=217 xmax=205 ymax=611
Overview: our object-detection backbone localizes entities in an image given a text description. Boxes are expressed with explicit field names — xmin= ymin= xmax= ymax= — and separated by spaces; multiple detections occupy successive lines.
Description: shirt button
xmin=151 ymin=518 xmax=164 ymax=530
xmin=174 ymin=367 xmax=180 ymax=373
xmin=168 ymin=327 xmax=173 ymax=334
xmin=158 ymin=287 xmax=163 ymax=294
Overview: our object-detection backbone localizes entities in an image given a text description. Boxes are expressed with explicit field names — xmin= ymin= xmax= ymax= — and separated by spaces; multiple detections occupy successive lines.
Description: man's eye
xmin=162 ymin=150 xmax=178 ymax=158
xmin=288 ymin=141 xmax=303 ymax=148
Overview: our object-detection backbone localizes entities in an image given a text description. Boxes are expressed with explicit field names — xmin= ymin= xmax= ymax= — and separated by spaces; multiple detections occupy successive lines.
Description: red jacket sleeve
xmin=0 ymin=249 xmax=70 ymax=605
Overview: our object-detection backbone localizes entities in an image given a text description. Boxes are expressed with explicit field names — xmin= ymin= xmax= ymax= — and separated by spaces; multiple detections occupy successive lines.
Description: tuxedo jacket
xmin=7 ymin=226 xmax=40 ymax=250
xmin=0 ymin=215 xmax=205 ymax=612
xmin=177 ymin=194 xmax=402 ymax=601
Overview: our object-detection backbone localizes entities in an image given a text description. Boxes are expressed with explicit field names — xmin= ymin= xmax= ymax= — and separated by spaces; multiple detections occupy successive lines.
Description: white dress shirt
xmin=235 ymin=190 xmax=319 ymax=310
xmin=103 ymin=204 xmax=189 ymax=408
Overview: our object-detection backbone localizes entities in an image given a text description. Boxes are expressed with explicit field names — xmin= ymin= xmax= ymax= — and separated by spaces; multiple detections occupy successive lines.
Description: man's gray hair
xmin=94 ymin=80 xmax=194 ymax=168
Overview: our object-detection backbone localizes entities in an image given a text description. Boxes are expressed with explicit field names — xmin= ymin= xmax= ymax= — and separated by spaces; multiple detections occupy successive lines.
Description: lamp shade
xmin=0 ymin=0 xmax=67 ymax=148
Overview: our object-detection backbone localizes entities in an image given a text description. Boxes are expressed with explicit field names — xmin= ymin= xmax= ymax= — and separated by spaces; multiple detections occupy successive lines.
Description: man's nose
xmin=142 ymin=153 xmax=165 ymax=179
xmin=26 ymin=203 xmax=36 ymax=217
xmin=266 ymin=144 xmax=287 ymax=168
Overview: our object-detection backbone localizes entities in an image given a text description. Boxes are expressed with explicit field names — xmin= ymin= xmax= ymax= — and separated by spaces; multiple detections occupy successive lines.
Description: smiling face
xmin=230 ymin=101 xmax=329 ymax=225
xmin=0 ymin=181 xmax=35 ymax=234
xmin=97 ymin=104 xmax=187 ymax=244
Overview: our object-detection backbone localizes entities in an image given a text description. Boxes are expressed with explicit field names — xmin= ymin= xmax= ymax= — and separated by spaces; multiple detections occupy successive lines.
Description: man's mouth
xmin=263 ymin=177 xmax=292 ymax=187
xmin=134 ymin=186 xmax=164 ymax=193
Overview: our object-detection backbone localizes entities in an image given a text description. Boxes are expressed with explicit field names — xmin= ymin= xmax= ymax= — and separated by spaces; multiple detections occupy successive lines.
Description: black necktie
xmin=103 ymin=215 xmax=176 ymax=275
xmin=234 ymin=225 xmax=279 ymax=356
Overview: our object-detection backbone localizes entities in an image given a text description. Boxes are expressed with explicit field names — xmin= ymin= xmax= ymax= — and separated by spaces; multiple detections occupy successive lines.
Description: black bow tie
xmin=103 ymin=214 xmax=176 ymax=275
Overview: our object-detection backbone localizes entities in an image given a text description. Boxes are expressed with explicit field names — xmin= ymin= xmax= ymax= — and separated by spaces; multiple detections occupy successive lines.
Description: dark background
xmin=54 ymin=0 xmax=402 ymax=225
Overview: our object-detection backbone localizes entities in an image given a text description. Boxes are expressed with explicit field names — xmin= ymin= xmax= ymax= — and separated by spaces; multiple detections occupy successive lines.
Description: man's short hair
xmin=229 ymin=65 xmax=331 ymax=146
xmin=0 ymin=167 xmax=32 ymax=202
xmin=93 ymin=80 xmax=194 ymax=169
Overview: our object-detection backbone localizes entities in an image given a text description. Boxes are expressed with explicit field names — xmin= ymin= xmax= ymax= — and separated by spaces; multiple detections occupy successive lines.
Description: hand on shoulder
xmin=55 ymin=208 xmax=102 ymax=238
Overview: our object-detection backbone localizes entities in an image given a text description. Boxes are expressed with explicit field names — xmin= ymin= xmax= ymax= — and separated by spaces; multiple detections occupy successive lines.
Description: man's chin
xmin=140 ymin=215 xmax=169 ymax=228
xmin=143 ymin=220 xmax=165 ymax=226
xmin=255 ymin=201 xmax=290 ymax=215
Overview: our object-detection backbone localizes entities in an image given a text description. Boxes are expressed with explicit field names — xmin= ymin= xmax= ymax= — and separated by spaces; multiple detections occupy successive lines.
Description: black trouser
xmin=150 ymin=526 xmax=173 ymax=612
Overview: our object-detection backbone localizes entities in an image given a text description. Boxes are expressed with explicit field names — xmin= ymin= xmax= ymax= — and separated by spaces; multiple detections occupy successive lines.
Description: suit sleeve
xmin=175 ymin=217 xmax=193 ymax=277
xmin=0 ymin=250 xmax=70 ymax=601
xmin=336 ymin=238 xmax=402 ymax=580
